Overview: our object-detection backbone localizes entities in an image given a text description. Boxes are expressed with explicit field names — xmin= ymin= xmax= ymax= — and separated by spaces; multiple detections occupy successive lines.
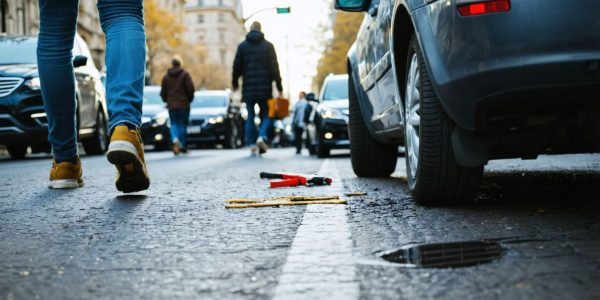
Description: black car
xmin=307 ymin=74 xmax=350 ymax=157
xmin=336 ymin=0 xmax=600 ymax=204
xmin=187 ymin=90 xmax=244 ymax=149
xmin=140 ymin=85 xmax=170 ymax=150
xmin=0 ymin=35 xmax=108 ymax=159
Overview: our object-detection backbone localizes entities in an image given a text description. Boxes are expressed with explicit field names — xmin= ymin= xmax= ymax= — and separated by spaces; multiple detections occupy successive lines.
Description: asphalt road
xmin=0 ymin=148 xmax=599 ymax=299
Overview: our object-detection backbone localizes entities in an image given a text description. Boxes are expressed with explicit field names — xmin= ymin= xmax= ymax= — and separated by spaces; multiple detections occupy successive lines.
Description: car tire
xmin=316 ymin=135 xmax=330 ymax=158
xmin=404 ymin=35 xmax=483 ymax=205
xmin=7 ymin=144 xmax=27 ymax=159
xmin=348 ymin=70 xmax=398 ymax=177
xmin=82 ymin=109 xmax=108 ymax=155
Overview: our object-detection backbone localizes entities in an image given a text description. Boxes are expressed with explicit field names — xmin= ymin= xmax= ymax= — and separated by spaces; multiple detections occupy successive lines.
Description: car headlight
xmin=208 ymin=116 xmax=224 ymax=124
xmin=25 ymin=77 xmax=41 ymax=90
xmin=320 ymin=108 xmax=343 ymax=119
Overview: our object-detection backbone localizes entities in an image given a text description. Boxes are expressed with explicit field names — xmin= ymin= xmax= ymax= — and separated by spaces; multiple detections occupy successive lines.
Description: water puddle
xmin=381 ymin=240 xmax=503 ymax=268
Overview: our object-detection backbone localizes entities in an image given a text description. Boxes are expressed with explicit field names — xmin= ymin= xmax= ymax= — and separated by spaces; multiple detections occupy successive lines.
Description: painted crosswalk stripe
xmin=273 ymin=159 xmax=358 ymax=300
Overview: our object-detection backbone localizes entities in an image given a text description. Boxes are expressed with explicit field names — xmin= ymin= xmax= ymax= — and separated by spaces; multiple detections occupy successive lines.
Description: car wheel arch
xmin=391 ymin=4 xmax=416 ymax=110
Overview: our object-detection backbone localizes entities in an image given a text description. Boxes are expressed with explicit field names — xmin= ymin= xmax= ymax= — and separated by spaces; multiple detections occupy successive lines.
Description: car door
xmin=356 ymin=0 xmax=401 ymax=134
xmin=73 ymin=37 xmax=96 ymax=130
xmin=370 ymin=0 xmax=403 ymax=132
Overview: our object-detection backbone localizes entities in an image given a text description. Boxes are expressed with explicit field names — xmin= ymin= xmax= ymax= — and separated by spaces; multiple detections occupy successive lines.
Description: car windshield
xmin=144 ymin=89 xmax=163 ymax=105
xmin=193 ymin=95 xmax=227 ymax=107
xmin=322 ymin=78 xmax=348 ymax=101
xmin=0 ymin=38 xmax=37 ymax=65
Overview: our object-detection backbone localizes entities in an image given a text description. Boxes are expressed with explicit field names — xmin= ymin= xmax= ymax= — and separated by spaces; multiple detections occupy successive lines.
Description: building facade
xmin=183 ymin=0 xmax=245 ymax=71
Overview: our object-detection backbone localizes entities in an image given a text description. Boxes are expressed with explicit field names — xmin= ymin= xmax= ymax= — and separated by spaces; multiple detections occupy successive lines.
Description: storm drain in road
xmin=381 ymin=241 xmax=503 ymax=268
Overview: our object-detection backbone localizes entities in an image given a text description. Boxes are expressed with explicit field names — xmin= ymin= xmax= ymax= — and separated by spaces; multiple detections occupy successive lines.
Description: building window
xmin=218 ymin=13 xmax=224 ymax=23
xmin=198 ymin=0 xmax=204 ymax=6
xmin=218 ymin=0 xmax=224 ymax=6
xmin=197 ymin=14 xmax=204 ymax=23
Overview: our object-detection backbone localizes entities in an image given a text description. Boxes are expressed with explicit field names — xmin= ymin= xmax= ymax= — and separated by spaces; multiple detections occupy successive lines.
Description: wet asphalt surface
xmin=0 ymin=148 xmax=599 ymax=299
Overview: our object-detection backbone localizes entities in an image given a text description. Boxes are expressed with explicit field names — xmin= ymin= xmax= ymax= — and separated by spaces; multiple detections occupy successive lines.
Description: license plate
xmin=187 ymin=126 xmax=201 ymax=134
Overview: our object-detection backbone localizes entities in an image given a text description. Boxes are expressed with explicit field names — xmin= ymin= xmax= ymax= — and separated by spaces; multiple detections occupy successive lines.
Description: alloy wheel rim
xmin=405 ymin=53 xmax=421 ymax=181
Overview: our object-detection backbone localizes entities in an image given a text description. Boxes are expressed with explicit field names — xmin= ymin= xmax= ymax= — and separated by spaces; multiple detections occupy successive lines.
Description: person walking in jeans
xmin=232 ymin=21 xmax=283 ymax=156
xmin=292 ymin=91 xmax=309 ymax=154
xmin=160 ymin=55 xmax=195 ymax=155
xmin=39 ymin=0 xmax=150 ymax=193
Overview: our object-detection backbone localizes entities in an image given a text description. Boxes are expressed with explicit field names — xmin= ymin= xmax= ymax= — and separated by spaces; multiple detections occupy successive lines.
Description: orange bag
xmin=267 ymin=97 xmax=290 ymax=119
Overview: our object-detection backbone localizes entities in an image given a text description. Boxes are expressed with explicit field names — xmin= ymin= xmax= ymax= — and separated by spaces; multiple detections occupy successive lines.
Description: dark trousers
xmin=293 ymin=125 xmax=305 ymax=153
xmin=168 ymin=108 xmax=190 ymax=149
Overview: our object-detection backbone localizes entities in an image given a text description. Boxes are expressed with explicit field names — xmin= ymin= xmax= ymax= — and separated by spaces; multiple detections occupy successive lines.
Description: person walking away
xmin=232 ymin=21 xmax=283 ymax=156
xmin=160 ymin=56 xmax=195 ymax=155
xmin=39 ymin=0 xmax=149 ymax=193
xmin=292 ymin=91 xmax=309 ymax=154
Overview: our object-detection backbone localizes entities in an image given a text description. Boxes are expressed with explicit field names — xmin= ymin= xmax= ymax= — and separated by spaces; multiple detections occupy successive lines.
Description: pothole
xmin=381 ymin=240 xmax=503 ymax=268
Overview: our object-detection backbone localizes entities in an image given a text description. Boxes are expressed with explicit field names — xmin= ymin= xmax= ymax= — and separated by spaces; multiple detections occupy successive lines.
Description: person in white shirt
xmin=291 ymin=91 xmax=309 ymax=154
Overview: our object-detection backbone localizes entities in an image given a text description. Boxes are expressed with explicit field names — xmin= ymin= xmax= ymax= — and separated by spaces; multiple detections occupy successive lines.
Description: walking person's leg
xmin=168 ymin=109 xmax=180 ymax=154
xmin=99 ymin=0 xmax=150 ymax=193
xmin=37 ymin=0 xmax=83 ymax=189
xmin=244 ymin=101 xmax=257 ymax=147
xmin=294 ymin=126 xmax=303 ymax=154
xmin=256 ymin=99 xmax=271 ymax=153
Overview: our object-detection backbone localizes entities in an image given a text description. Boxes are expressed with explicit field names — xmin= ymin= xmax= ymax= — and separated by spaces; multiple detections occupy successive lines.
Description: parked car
xmin=140 ymin=85 xmax=170 ymax=150
xmin=0 ymin=35 xmax=108 ymax=159
xmin=336 ymin=0 xmax=600 ymax=205
xmin=187 ymin=90 xmax=244 ymax=149
xmin=307 ymin=74 xmax=350 ymax=157
xmin=271 ymin=116 xmax=294 ymax=148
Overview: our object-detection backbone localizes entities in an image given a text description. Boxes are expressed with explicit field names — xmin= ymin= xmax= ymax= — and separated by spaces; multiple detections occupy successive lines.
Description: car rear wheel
xmin=404 ymin=36 xmax=483 ymax=205
xmin=7 ymin=144 xmax=27 ymax=159
xmin=348 ymin=70 xmax=398 ymax=177
xmin=82 ymin=109 xmax=108 ymax=155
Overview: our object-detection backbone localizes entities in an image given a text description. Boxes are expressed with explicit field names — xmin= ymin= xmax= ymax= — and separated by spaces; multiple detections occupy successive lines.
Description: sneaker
xmin=172 ymin=139 xmax=181 ymax=155
xmin=107 ymin=125 xmax=150 ymax=193
xmin=49 ymin=157 xmax=83 ymax=189
xmin=256 ymin=137 xmax=268 ymax=154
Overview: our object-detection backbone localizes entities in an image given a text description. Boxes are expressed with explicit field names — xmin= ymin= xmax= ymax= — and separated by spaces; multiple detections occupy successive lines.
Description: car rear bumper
xmin=414 ymin=0 xmax=600 ymax=131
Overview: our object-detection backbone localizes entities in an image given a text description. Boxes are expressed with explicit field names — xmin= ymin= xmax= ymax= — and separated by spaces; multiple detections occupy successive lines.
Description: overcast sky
xmin=240 ymin=0 xmax=333 ymax=100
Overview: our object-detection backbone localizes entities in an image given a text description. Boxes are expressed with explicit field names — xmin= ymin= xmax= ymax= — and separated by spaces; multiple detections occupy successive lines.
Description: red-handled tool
xmin=260 ymin=172 xmax=333 ymax=188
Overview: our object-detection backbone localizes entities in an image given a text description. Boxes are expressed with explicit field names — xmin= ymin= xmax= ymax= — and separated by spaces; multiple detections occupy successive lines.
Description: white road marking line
xmin=273 ymin=159 xmax=358 ymax=300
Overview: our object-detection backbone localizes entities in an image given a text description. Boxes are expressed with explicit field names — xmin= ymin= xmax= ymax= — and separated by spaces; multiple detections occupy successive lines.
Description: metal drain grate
xmin=381 ymin=241 xmax=503 ymax=268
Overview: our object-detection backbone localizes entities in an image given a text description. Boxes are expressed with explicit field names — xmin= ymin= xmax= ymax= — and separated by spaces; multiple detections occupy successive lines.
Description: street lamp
xmin=241 ymin=6 xmax=290 ymax=25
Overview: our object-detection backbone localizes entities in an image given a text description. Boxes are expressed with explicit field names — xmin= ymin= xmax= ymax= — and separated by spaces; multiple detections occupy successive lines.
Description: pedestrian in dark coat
xmin=160 ymin=55 xmax=195 ymax=154
xmin=232 ymin=21 xmax=283 ymax=155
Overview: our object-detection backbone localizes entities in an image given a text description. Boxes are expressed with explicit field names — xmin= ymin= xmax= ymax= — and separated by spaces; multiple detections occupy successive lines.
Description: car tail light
xmin=458 ymin=0 xmax=510 ymax=16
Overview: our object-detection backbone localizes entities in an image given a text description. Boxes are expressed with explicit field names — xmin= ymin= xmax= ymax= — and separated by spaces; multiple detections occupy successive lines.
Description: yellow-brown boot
xmin=49 ymin=157 xmax=83 ymax=189
xmin=107 ymin=125 xmax=150 ymax=193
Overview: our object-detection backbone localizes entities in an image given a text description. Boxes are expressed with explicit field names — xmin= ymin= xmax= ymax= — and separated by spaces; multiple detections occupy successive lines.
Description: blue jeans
xmin=245 ymin=99 xmax=272 ymax=145
xmin=37 ymin=0 xmax=145 ymax=162
xmin=168 ymin=109 xmax=190 ymax=150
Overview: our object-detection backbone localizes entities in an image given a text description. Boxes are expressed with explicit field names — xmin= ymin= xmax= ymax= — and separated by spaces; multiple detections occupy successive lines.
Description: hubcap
xmin=405 ymin=53 xmax=421 ymax=180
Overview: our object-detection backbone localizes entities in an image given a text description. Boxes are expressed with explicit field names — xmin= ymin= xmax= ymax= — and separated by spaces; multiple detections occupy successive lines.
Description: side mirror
xmin=334 ymin=0 xmax=370 ymax=12
xmin=73 ymin=55 xmax=88 ymax=68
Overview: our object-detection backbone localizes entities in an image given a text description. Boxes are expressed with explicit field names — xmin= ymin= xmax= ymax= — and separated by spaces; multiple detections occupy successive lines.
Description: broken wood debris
xmin=225 ymin=195 xmax=347 ymax=209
